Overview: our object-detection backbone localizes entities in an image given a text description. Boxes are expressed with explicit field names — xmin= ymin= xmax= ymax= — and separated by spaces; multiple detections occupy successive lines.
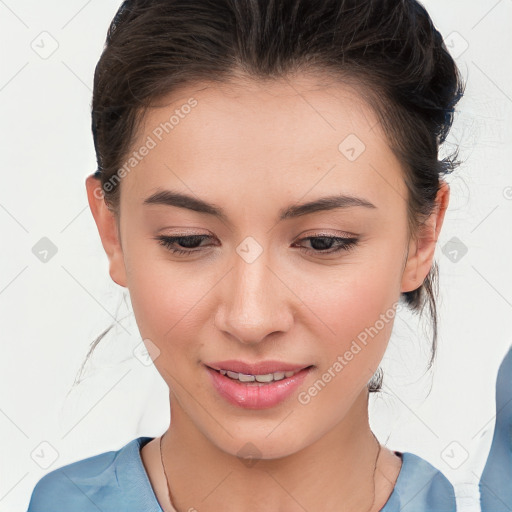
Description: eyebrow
xmin=143 ymin=188 xmax=377 ymax=224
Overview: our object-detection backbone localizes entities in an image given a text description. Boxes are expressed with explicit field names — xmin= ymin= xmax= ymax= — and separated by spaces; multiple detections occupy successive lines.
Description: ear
xmin=401 ymin=180 xmax=450 ymax=293
xmin=85 ymin=174 xmax=127 ymax=288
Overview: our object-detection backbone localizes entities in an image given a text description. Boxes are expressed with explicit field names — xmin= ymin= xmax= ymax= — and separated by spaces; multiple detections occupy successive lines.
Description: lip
xmin=205 ymin=359 xmax=311 ymax=375
xmin=205 ymin=363 xmax=314 ymax=410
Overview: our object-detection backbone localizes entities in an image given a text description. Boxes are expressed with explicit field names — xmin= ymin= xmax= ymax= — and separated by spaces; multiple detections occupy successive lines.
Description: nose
xmin=214 ymin=247 xmax=294 ymax=346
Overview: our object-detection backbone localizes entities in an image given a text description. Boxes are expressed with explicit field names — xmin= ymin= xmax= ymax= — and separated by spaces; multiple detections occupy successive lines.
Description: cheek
xmin=293 ymin=267 xmax=399 ymax=420
xmin=295 ymin=248 xmax=402 ymax=343
xmin=125 ymin=250 xmax=206 ymax=356
xmin=291 ymin=244 xmax=404 ymax=400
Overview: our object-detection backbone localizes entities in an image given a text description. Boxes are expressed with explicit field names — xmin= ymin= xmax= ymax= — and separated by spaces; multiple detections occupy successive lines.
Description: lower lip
xmin=205 ymin=365 xmax=313 ymax=409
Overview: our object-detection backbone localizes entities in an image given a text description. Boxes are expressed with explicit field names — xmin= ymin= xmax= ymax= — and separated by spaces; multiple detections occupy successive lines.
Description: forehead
xmin=121 ymin=74 xmax=406 ymax=213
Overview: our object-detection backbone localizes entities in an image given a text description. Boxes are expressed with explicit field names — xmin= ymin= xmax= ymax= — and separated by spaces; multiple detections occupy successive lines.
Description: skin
xmin=85 ymin=74 xmax=450 ymax=512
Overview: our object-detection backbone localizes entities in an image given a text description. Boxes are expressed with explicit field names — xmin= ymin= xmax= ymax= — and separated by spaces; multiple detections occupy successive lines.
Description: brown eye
xmin=294 ymin=236 xmax=359 ymax=255
xmin=155 ymin=235 xmax=212 ymax=255
xmin=154 ymin=234 xmax=359 ymax=257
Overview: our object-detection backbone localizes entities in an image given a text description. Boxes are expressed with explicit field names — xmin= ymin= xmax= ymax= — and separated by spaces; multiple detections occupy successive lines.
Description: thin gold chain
xmin=160 ymin=431 xmax=382 ymax=512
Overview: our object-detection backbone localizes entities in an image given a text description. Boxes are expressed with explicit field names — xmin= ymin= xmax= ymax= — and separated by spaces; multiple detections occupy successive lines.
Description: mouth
xmin=206 ymin=365 xmax=314 ymax=384
xmin=204 ymin=362 xmax=315 ymax=409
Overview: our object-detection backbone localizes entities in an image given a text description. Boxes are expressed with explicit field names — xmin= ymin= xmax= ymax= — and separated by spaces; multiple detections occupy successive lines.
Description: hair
xmin=81 ymin=0 xmax=465 ymax=393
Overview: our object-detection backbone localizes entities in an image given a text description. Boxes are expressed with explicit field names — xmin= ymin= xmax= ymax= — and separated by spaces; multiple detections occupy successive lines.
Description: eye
xmin=293 ymin=235 xmax=359 ymax=255
xmin=154 ymin=234 xmax=358 ymax=257
xmin=154 ymin=235 xmax=212 ymax=255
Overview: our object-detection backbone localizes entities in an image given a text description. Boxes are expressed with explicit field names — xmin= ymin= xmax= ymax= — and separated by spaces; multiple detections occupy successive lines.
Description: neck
xmin=161 ymin=387 xmax=392 ymax=512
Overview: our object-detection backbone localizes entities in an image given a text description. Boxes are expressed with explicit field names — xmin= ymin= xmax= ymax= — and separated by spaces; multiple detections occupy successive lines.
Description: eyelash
xmin=154 ymin=234 xmax=359 ymax=257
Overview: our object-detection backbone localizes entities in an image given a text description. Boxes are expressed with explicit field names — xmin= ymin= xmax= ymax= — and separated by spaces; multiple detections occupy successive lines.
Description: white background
xmin=1 ymin=1 xmax=511 ymax=511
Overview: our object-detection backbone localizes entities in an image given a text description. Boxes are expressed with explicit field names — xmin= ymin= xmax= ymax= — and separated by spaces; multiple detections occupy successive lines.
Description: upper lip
xmin=205 ymin=360 xmax=312 ymax=375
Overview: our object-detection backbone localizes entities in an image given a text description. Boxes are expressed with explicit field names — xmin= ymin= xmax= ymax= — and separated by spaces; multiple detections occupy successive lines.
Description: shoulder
xmin=480 ymin=346 xmax=512 ymax=511
xmin=401 ymin=452 xmax=455 ymax=494
xmin=382 ymin=451 xmax=456 ymax=512
xmin=26 ymin=436 xmax=155 ymax=512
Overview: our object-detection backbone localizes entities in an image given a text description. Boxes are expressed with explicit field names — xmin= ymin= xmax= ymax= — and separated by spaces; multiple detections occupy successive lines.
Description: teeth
xmin=218 ymin=368 xmax=302 ymax=383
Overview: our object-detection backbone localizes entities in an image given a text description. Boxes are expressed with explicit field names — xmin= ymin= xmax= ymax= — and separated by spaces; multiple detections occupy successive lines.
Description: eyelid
xmin=299 ymin=229 xmax=358 ymax=239
xmin=154 ymin=231 xmax=360 ymax=257
xmin=155 ymin=229 xmax=357 ymax=243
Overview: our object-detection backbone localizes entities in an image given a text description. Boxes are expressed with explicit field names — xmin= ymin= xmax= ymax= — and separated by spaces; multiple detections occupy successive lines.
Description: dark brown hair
xmin=82 ymin=0 xmax=465 ymax=392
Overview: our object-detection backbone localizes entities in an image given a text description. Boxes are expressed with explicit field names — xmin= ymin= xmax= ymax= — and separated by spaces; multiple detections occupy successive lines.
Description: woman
xmin=27 ymin=0 xmax=464 ymax=510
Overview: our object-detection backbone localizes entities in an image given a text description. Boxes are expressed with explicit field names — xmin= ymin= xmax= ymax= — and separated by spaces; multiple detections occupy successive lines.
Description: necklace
xmin=160 ymin=434 xmax=175 ymax=510
xmin=160 ymin=431 xmax=382 ymax=512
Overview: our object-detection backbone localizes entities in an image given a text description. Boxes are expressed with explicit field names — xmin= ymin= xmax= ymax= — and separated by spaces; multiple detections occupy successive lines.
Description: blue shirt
xmin=27 ymin=436 xmax=456 ymax=511
xmin=480 ymin=345 xmax=512 ymax=511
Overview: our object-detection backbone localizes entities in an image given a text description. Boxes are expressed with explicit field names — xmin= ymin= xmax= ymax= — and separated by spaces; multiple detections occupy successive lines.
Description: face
xmin=87 ymin=74 xmax=448 ymax=460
